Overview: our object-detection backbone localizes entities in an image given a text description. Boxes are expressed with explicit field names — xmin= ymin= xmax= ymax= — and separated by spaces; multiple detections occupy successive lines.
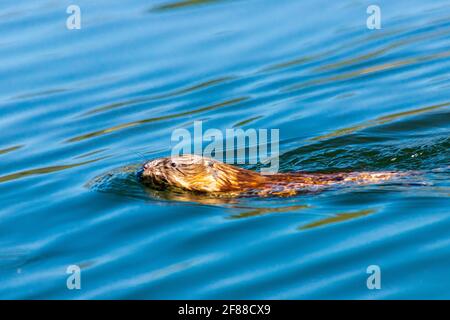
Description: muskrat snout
xmin=141 ymin=159 xmax=161 ymax=175
xmin=140 ymin=158 xmax=172 ymax=188
xmin=138 ymin=161 xmax=153 ymax=180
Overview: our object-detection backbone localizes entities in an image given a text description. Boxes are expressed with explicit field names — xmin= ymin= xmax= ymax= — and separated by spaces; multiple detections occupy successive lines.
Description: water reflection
xmin=0 ymin=156 xmax=108 ymax=184
xmin=228 ymin=204 xmax=310 ymax=219
xmin=84 ymin=76 xmax=235 ymax=116
xmin=288 ymin=50 xmax=450 ymax=91
xmin=0 ymin=145 xmax=23 ymax=156
xmin=298 ymin=208 xmax=376 ymax=230
xmin=67 ymin=97 xmax=248 ymax=143
xmin=150 ymin=0 xmax=222 ymax=12
xmin=311 ymin=101 xmax=450 ymax=141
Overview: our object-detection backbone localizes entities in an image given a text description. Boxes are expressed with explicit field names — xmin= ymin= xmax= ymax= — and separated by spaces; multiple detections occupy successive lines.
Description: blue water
xmin=1 ymin=0 xmax=450 ymax=299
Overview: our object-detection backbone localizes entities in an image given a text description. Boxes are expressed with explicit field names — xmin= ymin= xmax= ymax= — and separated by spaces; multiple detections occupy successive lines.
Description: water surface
xmin=0 ymin=0 xmax=450 ymax=299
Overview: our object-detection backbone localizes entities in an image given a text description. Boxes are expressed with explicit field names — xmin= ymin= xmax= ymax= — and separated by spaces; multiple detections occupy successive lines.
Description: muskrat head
xmin=140 ymin=154 xmax=265 ymax=193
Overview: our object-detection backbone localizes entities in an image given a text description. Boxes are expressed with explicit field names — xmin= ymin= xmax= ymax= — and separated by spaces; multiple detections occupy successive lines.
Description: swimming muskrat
xmin=139 ymin=154 xmax=405 ymax=197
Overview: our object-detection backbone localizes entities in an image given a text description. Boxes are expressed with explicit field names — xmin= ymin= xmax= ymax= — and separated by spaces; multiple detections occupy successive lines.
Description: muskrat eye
xmin=171 ymin=162 xmax=177 ymax=167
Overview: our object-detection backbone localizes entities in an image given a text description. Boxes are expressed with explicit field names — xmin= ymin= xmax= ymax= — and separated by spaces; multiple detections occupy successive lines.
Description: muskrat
xmin=139 ymin=154 xmax=404 ymax=197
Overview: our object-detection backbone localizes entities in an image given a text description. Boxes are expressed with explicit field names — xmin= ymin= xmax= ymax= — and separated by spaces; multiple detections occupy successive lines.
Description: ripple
xmin=0 ymin=144 xmax=23 ymax=156
xmin=150 ymin=0 xmax=223 ymax=12
xmin=298 ymin=208 xmax=377 ymax=230
xmin=66 ymin=97 xmax=249 ymax=143
xmin=287 ymin=49 xmax=450 ymax=92
xmin=0 ymin=156 xmax=108 ymax=184
xmin=80 ymin=253 xmax=222 ymax=299
xmin=83 ymin=76 xmax=235 ymax=116
xmin=311 ymin=101 xmax=450 ymax=141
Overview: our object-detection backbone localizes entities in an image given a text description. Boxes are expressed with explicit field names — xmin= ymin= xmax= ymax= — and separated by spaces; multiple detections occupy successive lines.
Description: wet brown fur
xmin=140 ymin=154 xmax=399 ymax=197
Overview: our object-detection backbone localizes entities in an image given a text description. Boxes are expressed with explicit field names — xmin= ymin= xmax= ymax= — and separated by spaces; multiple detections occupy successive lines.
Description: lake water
xmin=0 ymin=0 xmax=449 ymax=299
